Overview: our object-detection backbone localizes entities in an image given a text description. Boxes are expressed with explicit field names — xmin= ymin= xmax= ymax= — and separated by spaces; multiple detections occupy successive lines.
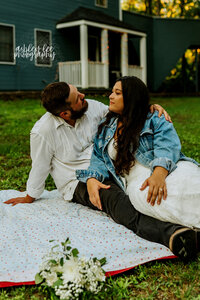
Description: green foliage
xmin=151 ymin=97 xmax=200 ymax=162
xmin=35 ymin=274 xmax=44 ymax=285
xmin=161 ymin=50 xmax=199 ymax=93
xmin=0 ymin=96 xmax=200 ymax=298
xmin=121 ymin=0 xmax=200 ymax=18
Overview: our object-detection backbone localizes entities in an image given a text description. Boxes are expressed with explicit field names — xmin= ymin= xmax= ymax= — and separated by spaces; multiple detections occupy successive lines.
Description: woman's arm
xmin=76 ymin=134 xmax=111 ymax=210
xmin=140 ymin=113 xmax=181 ymax=205
xmin=149 ymin=113 xmax=181 ymax=174
xmin=76 ymin=135 xmax=110 ymax=183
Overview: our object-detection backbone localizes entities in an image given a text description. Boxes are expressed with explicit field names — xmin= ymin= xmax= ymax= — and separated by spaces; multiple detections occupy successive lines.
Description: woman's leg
xmin=126 ymin=161 xmax=200 ymax=228
xmin=73 ymin=180 xmax=199 ymax=261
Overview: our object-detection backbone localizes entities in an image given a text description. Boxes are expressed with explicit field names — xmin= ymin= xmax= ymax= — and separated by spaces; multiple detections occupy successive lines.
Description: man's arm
xmin=4 ymin=194 xmax=35 ymax=206
xmin=95 ymin=99 xmax=171 ymax=123
xmin=4 ymin=132 xmax=53 ymax=205
xmin=150 ymin=104 xmax=172 ymax=122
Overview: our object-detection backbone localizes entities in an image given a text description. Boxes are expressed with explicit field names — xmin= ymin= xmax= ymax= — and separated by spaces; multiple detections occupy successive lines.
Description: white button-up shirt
xmin=26 ymin=99 xmax=108 ymax=200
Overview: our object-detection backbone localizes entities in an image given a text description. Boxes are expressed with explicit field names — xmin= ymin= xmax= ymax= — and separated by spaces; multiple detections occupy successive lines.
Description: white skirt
xmin=126 ymin=161 xmax=200 ymax=228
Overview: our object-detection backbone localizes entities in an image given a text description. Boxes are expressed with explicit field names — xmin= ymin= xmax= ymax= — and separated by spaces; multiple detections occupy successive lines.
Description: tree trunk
xmin=180 ymin=0 xmax=185 ymax=17
xmin=157 ymin=0 xmax=161 ymax=16
xmin=145 ymin=0 xmax=153 ymax=15
xmin=182 ymin=53 xmax=187 ymax=93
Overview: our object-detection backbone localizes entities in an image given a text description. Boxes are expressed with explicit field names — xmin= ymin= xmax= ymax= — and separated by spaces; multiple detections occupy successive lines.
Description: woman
xmin=76 ymin=76 xmax=200 ymax=229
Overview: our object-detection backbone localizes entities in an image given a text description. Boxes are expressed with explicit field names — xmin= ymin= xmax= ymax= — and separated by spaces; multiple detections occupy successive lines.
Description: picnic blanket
xmin=0 ymin=190 xmax=175 ymax=287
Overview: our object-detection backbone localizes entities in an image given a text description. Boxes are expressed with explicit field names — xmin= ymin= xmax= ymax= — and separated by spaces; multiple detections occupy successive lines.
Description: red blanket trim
xmin=0 ymin=281 xmax=35 ymax=288
xmin=105 ymin=255 xmax=176 ymax=276
xmin=0 ymin=255 xmax=176 ymax=288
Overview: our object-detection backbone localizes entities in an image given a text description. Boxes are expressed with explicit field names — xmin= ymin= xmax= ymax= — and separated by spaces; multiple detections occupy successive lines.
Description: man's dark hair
xmin=41 ymin=82 xmax=70 ymax=116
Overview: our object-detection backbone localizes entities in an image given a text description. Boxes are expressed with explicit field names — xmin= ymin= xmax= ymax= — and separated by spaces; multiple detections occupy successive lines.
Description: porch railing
xmin=88 ymin=61 xmax=105 ymax=87
xmin=58 ymin=61 xmax=105 ymax=88
xmin=59 ymin=62 xmax=143 ymax=87
xmin=58 ymin=61 xmax=81 ymax=87
xmin=128 ymin=65 xmax=143 ymax=79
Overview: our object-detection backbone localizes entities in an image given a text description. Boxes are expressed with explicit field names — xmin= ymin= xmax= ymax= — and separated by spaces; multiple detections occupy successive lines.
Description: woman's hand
xmin=87 ymin=178 xmax=110 ymax=210
xmin=150 ymin=104 xmax=172 ymax=122
xmin=140 ymin=167 xmax=168 ymax=206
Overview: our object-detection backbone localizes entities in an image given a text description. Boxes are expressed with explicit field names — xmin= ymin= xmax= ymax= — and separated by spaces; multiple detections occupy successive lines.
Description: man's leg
xmin=73 ymin=180 xmax=199 ymax=261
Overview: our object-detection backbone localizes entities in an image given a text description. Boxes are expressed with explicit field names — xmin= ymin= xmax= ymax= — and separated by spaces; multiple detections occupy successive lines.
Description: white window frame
xmin=0 ymin=22 xmax=15 ymax=65
xmin=95 ymin=0 xmax=107 ymax=8
xmin=34 ymin=28 xmax=52 ymax=67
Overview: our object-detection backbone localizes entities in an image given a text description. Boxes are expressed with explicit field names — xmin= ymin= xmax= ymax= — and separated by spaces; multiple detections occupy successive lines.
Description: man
xmin=5 ymin=82 xmax=199 ymax=261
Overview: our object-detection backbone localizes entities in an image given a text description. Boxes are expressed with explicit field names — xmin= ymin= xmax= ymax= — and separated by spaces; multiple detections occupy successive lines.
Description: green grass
xmin=0 ymin=96 xmax=200 ymax=299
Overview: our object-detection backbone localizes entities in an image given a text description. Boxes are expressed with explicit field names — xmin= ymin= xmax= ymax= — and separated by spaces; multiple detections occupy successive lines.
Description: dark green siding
xmin=124 ymin=10 xmax=200 ymax=91
xmin=79 ymin=0 xmax=119 ymax=18
xmin=0 ymin=0 xmax=119 ymax=90
xmin=153 ymin=18 xmax=200 ymax=91
xmin=1 ymin=1 xmax=200 ymax=91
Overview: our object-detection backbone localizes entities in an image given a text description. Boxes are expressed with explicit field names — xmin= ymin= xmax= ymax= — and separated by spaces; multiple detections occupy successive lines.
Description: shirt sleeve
xmin=150 ymin=114 xmax=181 ymax=174
xmin=98 ymin=102 xmax=109 ymax=119
xmin=26 ymin=132 xmax=54 ymax=198
xmin=87 ymin=99 xmax=108 ymax=120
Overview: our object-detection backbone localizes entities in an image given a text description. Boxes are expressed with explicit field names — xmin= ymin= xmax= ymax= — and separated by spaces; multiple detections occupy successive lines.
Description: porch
xmin=58 ymin=61 xmax=143 ymax=88
xmin=56 ymin=7 xmax=147 ymax=89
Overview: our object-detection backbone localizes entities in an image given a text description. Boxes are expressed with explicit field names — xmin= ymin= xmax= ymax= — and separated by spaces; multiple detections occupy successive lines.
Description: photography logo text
xmin=14 ymin=44 xmax=56 ymax=61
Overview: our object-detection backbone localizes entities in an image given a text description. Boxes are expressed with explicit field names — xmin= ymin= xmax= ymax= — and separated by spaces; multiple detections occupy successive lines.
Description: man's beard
xmin=69 ymin=101 xmax=88 ymax=120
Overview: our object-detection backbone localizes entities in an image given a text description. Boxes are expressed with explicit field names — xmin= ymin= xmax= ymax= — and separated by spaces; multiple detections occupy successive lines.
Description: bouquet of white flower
xmin=35 ymin=238 xmax=106 ymax=300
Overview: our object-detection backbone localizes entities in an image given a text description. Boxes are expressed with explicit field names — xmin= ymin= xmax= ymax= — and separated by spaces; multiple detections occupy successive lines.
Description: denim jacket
xmin=76 ymin=111 xmax=199 ymax=191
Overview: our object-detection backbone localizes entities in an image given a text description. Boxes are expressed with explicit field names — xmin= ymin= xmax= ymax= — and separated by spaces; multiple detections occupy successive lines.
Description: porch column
xmin=101 ymin=29 xmax=109 ymax=88
xmin=80 ymin=24 xmax=88 ymax=88
xmin=140 ymin=36 xmax=147 ymax=84
xmin=121 ymin=33 xmax=128 ymax=76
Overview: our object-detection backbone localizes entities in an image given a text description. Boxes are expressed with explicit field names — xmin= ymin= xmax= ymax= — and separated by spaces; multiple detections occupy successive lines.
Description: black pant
xmin=73 ymin=180 xmax=183 ymax=249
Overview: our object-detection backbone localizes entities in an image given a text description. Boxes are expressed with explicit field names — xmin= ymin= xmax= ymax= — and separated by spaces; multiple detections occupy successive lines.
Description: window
xmin=0 ymin=23 xmax=15 ymax=64
xmin=35 ymin=29 xmax=52 ymax=66
xmin=95 ymin=0 xmax=107 ymax=8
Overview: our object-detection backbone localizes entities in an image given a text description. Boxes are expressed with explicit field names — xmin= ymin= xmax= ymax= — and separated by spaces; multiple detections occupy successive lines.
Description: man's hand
xmin=4 ymin=194 xmax=35 ymax=206
xmin=150 ymin=104 xmax=172 ymax=122
xmin=87 ymin=178 xmax=110 ymax=210
xmin=140 ymin=167 xmax=168 ymax=206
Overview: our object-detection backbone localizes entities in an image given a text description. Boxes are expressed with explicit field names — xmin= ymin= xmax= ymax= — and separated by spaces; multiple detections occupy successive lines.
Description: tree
xmin=121 ymin=0 xmax=200 ymax=93
xmin=121 ymin=0 xmax=200 ymax=18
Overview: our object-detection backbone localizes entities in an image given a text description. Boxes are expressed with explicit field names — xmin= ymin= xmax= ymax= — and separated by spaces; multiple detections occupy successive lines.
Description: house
xmin=0 ymin=0 xmax=200 ymax=92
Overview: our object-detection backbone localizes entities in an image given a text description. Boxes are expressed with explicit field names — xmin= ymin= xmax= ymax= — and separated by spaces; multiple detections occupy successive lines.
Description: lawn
xmin=0 ymin=96 xmax=200 ymax=299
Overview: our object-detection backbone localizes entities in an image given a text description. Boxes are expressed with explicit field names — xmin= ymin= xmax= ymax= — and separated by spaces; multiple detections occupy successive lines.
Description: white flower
xmin=37 ymin=239 xmax=106 ymax=299
xmin=45 ymin=272 xmax=58 ymax=287
xmin=61 ymin=256 xmax=81 ymax=284
xmin=51 ymin=264 xmax=63 ymax=273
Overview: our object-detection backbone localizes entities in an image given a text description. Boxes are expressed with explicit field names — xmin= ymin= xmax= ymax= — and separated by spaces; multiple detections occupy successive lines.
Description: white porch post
xmin=140 ymin=36 xmax=147 ymax=84
xmin=121 ymin=33 xmax=128 ymax=76
xmin=101 ymin=29 xmax=109 ymax=88
xmin=119 ymin=0 xmax=122 ymax=21
xmin=80 ymin=24 xmax=88 ymax=88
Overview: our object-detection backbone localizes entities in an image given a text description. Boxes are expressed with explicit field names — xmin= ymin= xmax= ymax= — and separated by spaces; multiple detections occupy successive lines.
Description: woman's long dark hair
xmin=98 ymin=76 xmax=150 ymax=176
